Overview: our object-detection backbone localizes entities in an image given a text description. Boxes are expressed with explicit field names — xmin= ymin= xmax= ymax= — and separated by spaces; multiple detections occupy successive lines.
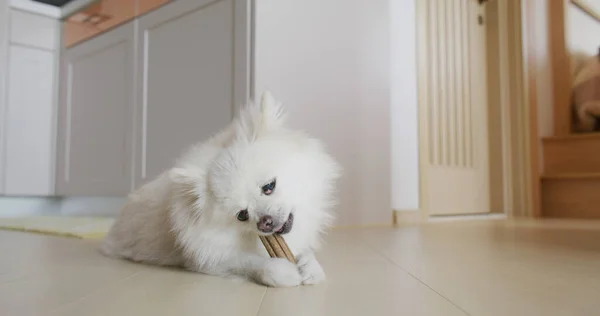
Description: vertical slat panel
xmin=437 ymin=0 xmax=448 ymax=165
xmin=446 ymin=0 xmax=456 ymax=166
xmin=427 ymin=0 xmax=480 ymax=169
xmin=454 ymin=0 xmax=464 ymax=167
xmin=428 ymin=0 xmax=440 ymax=165
xmin=423 ymin=0 xmax=491 ymax=216
xmin=463 ymin=0 xmax=474 ymax=168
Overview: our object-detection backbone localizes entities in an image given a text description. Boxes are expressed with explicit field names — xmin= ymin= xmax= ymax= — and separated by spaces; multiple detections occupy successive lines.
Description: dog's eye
xmin=236 ymin=210 xmax=249 ymax=221
xmin=261 ymin=179 xmax=276 ymax=196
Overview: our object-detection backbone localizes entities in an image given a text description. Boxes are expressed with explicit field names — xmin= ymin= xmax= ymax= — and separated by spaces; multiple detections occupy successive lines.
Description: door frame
xmin=411 ymin=0 xmax=540 ymax=221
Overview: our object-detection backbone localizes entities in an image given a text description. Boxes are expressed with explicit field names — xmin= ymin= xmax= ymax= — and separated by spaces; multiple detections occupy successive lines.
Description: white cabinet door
xmin=55 ymin=23 xmax=135 ymax=196
xmin=0 ymin=0 xmax=7 ymax=194
xmin=133 ymin=0 xmax=249 ymax=186
xmin=3 ymin=45 xmax=55 ymax=195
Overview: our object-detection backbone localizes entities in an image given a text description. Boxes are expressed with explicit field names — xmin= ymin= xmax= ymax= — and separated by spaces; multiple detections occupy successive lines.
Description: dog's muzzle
xmin=257 ymin=213 xmax=294 ymax=235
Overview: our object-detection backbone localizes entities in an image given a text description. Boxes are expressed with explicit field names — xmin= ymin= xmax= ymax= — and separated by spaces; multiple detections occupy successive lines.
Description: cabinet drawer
xmin=10 ymin=9 xmax=58 ymax=50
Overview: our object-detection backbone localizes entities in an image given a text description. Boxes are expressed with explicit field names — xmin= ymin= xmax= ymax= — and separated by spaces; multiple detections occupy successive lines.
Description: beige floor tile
xmin=2 ymin=219 xmax=600 ymax=316
xmin=257 ymin=232 xmax=467 ymax=316
xmin=358 ymin=220 xmax=600 ymax=316
xmin=0 ymin=265 xmax=140 ymax=316
xmin=0 ymin=232 xmax=137 ymax=283
xmin=0 ymin=231 xmax=141 ymax=316
xmin=53 ymin=268 xmax=266 ymax=316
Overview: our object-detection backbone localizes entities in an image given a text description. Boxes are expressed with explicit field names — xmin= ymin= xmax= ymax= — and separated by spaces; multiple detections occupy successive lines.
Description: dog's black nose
xmin=257 ymin=215 xmax=274 ymax=233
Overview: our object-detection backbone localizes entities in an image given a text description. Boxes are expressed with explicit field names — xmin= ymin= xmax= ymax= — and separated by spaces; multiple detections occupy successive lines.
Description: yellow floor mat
xmin=0 ymin=216 xmax=114 ymax=239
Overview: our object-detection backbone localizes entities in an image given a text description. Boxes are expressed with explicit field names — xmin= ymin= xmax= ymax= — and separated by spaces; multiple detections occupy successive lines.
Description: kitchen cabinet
xmin=10 ymin=9 xmax=58 ymax=50
xmin=137 ymin=0 xmax=170 ymax=16
xmin=4 ymin=46 xmax=56 ymax=195
xmin=55 ymin=0 xmax=251 ymax=195
xmin=0 ymin=8 xmax=59 ymax=196
xmin=133 ymin=0 xmax=236 ymax=185
xmin=56 ymin=23 xmax=135 ymax=196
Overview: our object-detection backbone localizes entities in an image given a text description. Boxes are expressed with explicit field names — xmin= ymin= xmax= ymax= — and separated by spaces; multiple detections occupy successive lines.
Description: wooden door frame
xmin=521 ymin=0 xmax=542 ymax=218
xmin=406 ymin=0 xmax=540 ymax=223
xmin=547 ymin=0 xmax=572 ymax=136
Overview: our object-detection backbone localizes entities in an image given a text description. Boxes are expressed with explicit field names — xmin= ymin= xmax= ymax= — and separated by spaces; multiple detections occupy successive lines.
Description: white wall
xmin=254 ymin=0 xmax=391 ymax=226
xmin=254 ymin=0 xmax=420 ymax=225
xmin=389 ymin=0 xmax=420 ymax=211
xmin=567 ymin=0 xmax=600 ymax=56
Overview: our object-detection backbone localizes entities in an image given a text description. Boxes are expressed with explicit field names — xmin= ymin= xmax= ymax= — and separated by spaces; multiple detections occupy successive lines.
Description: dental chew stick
xmin=259 ymin=234 xmax=296 ymax=263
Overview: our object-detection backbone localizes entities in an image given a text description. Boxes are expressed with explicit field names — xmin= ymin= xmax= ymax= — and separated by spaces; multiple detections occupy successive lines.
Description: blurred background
xmin=0 ymin=0 xmax=599 ymax=226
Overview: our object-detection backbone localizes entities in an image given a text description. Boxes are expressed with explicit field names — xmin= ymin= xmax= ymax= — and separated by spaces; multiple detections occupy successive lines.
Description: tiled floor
xmin=2 ymin=219 xmax=600 ymax=316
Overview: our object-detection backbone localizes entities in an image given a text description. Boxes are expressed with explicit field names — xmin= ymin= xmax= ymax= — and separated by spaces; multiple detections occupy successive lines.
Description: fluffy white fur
xmin=100 ymin=91 xmax=341 ymax=287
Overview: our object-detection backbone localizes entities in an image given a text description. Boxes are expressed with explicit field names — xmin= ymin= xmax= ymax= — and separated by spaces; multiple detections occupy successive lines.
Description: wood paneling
xmin=542 ymin=175 xmax=600 ymax=218
xmin=63 ymin=0 xmax=172 ymax=48
xmin=548 ymin=0 xmax=573 ymax=136
xmin=543 ymin=134 xmax=600 ymax=174
xmin=522 ymin=0 xmax=541 ymax=217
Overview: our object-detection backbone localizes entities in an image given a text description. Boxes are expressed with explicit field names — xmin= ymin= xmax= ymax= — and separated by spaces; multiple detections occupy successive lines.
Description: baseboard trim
xmin=393 ymin=210 xmax=509 ymax=225
xmin=428 ymin=213 xmax=508 ymax=222
xmin=393 ymin=209 xmax=424 ymax=225
xmin=0 ymin=196 xmax=125 ymax=217
xmin=331 ymin=223 xmax=394 ymax=230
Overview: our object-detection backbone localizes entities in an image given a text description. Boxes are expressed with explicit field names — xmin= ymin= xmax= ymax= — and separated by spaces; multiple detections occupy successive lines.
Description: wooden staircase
xmin=542 ymin=133 xmax=600 ymax=218
xmin=536 ymin=0 xmax=600 ymax=219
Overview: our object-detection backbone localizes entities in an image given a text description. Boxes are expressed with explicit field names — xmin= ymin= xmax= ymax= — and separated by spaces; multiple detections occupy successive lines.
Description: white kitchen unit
xmin=55 ymin=0 xmax=251 ymax=195
xmin=0 ymin=4 xmax=60 ymax=196
xmin=5 ymin=46 xmax=56 ymax=195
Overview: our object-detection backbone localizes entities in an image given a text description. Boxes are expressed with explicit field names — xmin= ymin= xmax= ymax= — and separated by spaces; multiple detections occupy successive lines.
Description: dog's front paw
xmin=297 ymin=253 xmax=326 ymax=285
xmin=259 ymin=258 xmax=302 ymax=287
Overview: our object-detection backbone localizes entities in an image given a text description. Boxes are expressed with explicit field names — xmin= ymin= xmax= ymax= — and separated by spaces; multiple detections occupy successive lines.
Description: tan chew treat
xmin=259 ymin=234 xmax=296 ymax=263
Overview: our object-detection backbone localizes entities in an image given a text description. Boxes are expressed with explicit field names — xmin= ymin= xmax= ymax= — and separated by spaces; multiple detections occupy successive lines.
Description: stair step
xmin=542 ymin=134 xmax=600 ymax=174
xmin=542 ymin=132 xmax=600 ymax=141
xmin=541 ymin=174 xmax=600 ymax=219
xmin=542 ymin=172 xmax=600 ymax=179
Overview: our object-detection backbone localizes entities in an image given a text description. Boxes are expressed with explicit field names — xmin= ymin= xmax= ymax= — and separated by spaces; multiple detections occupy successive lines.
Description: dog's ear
xmin=169 ymin=167 xmax=206 ymax=209
xmin=259 ymin=90 xmax=287 ymax=130
xmin=233 ymin=90 xmax=287 ymax=142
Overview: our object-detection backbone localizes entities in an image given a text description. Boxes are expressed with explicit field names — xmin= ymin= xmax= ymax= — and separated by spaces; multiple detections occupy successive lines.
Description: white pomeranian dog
xmin=100 ymin=91 xmax=341 ymax=287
